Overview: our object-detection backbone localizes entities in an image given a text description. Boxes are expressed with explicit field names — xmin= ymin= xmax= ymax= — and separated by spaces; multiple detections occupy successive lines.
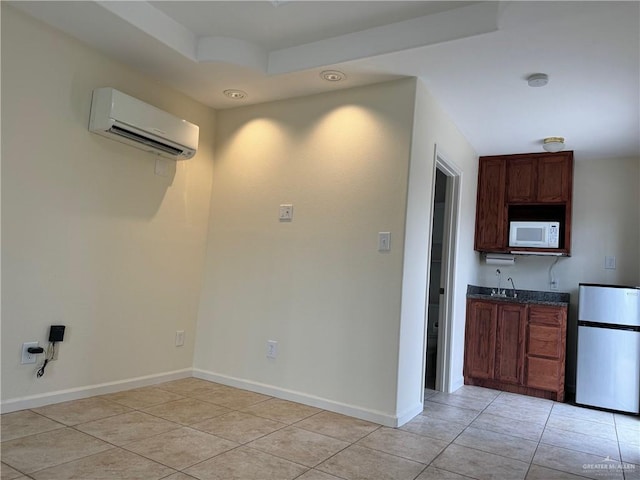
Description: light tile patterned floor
xmin=1 ymin=380 xmax=638 ymax=480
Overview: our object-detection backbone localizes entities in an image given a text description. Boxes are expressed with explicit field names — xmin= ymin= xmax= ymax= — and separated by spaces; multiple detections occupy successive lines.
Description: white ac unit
xmin=89 ymin=87 xmax=199 ymax=160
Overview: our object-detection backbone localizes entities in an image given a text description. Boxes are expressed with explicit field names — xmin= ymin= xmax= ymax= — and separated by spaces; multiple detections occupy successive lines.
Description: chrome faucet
xmin=507 ymin=277 xmax=517 ymax=298
xmin=492 ymin=269 xmax=506 ymax=297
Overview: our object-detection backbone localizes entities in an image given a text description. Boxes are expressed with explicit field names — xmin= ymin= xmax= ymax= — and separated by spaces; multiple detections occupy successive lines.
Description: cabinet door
xmin=537 ymin=155 xmax=571 ymax=202
xmin=495 ymin=304 xmax=526 ymax=384
xmin=474 ymin=158 xmax=506 ymax=251
xmin=464 ymin=300 xmax=497 ymax=380
xmin=506 ymin=158 xmax=537 ymax=203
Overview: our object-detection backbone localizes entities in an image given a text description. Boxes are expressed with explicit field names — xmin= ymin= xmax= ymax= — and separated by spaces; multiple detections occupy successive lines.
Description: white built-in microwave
xmin=509 ymin=221 xmax=560 ymax=248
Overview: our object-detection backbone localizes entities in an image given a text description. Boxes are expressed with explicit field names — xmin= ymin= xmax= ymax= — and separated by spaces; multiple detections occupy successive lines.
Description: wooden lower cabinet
xmin=495 ymin=304 xmax=526 ymax=385
xmin=464 ymin=299 xmax=567 ymax=401
xmin=525 ymin=305 xmax=567 ymax=399
xmin=465 ymin=301 xmax=497 ymax=379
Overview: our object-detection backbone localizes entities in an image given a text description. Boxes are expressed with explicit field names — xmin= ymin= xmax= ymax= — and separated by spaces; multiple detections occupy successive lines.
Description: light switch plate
xmin=267 ymin=340 xmax=278 ymax=359
xmin=378 ymin=232 xmax=391 ymax=251
xmin=175 ymin=330 xmax=185 ymax=347
xmin=279 ymin=204 xmax=293 ymax=221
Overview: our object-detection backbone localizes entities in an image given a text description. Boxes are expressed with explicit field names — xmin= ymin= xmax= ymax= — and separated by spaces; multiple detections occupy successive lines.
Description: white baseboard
xmin=2 ymin=367 xmax=425 ymax=428
xmin=395 ymin=402 xmax=424 ymax=427
xmin=193 ymin=369 xmax=405 ymax=427
xmin=1 ymin=368 xmax=192 ymax=413
xmin=449 ymin=376 xmax=464 ymax=393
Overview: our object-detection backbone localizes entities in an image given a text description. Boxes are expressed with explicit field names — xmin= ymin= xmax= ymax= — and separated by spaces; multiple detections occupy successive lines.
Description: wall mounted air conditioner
xmin=89 ymin=87 xmax=199 ymax=160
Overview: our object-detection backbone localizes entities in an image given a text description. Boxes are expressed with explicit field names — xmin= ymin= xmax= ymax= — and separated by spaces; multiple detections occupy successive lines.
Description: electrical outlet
xmin=550 ymin=279 xmax=559 ymax=290
xmin=21 ymin=342 xmax=39 ymax=364
xmin=267 ymin=340 xmax=278 ymax=359
xmin=605 ymin=256 xmax=616 ymax=270
xmin=175 ymin=330 xmax=185 ymax=347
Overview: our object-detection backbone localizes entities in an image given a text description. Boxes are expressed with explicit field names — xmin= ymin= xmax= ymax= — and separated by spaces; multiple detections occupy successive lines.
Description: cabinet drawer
xmin=526 ymin=356 xmax=561 ymax=391
xmin=528 ymin=324 xmax=562 ymax=358
xmin=529 ymin=305 xmax=566 ymax=326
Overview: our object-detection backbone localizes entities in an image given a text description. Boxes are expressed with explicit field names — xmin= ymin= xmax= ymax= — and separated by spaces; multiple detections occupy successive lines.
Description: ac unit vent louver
xmin=89 ymin=88 xmax=199 ymax=160
xmin=108 ymin=125 xmax=184 ymax=157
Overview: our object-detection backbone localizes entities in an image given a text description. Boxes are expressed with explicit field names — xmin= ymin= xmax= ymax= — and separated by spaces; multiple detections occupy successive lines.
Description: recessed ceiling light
xmin=320 ymin=70 xmax=347 ymax=82
xmin=543 ymin=137 xmax=565 ymax=152
xmin=223 ymin=89 xmax=248 ymax=100
xmin=527 ymin=73 xmax=549 ymax=87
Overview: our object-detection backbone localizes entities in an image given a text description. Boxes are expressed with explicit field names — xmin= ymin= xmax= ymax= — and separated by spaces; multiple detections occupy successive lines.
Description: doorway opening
xmin=425 ymin=169 xmax=447 ymax=390
xmin=425 ymin=148 xmax=461 ymax=394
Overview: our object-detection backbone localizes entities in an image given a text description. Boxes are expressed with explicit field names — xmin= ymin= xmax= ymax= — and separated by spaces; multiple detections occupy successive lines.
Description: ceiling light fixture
xmin=543 ymin=137 xmax=565 ymax=153
xmin=320 ymin=70 xmax=347 ymax=82
xmin=527 ymin=73 xmax=549 ymax=87
xmin=223 ymin=89 xmax=248 ymax=100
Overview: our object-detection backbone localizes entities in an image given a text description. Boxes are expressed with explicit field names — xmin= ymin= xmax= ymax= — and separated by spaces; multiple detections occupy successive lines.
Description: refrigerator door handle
xmin=578 ymin=320 xmax=640 ymax=332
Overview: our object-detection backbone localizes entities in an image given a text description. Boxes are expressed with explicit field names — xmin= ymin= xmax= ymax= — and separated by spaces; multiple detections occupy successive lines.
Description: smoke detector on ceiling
xmin=527 ymin=73 xmax=549 ymax=87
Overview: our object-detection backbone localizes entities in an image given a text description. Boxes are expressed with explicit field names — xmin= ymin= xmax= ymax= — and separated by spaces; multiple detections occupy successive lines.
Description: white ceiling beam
xmin=197 ymin=36 xmax=269 ymax=73
xmin=267 ymin=2 xmax=500 ymax=75
xmin=96 ymin=1 xmax=197 ymax=61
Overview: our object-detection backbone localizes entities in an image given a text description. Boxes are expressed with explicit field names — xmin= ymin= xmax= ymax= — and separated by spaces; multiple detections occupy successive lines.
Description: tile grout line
xmin=409 ymin=388 xmax=504 ymax=480
xmin=310 ymin=425 xmax=384 ymax=479
xmin=5 ymin=382 xmax=635 ymax=480
xmin=127 ymin=391 xmax=314 ymax=476
xmin=425 ymin=388 xmax=552 ymax=480
xmin=524 ymin=398 xmax=554 ymax=480
xmin=444 ymin=389 xmax=508 ymax=479
xmin=0 ymin=385 xmax=528 ymax=480
xmin=21 ymin=389 xmax=286 ymax=477
xmin=3 ymin=409 xmax=142 ymax=479
xmin=125 ymin=391 xmax=308 ymax=477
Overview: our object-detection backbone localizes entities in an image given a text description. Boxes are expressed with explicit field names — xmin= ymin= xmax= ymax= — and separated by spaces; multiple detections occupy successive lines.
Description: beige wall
xmin=194 ymin=80 xmax=417 ymax=423
xmin=14 ymin=0 xmax=631 ymax=421
xmin=193 ymin=78 xmax=480 ymax=425
xmin=396 ymin=79 xmax=479 ymax=419
xmin=1 ymin=5 xmax=216 ymax=406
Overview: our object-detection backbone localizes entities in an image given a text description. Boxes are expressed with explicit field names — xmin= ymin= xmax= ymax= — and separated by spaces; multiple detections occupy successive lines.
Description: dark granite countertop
xmin=467 ymin=285 xmax=570 ymax=306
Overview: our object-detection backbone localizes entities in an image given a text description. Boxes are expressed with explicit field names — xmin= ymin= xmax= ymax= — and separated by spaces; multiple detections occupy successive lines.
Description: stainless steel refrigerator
xmin=576 ymin=283 xmax=640 ymax=414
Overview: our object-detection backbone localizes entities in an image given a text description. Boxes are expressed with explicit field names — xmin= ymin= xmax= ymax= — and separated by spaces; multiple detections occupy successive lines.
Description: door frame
xmin=431 ymin=145 xmax=462 ymax=393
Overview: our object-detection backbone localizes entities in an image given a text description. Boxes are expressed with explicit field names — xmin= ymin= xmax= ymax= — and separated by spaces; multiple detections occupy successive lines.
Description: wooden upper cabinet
xmin=537 ymin=156 xmax=571 ymax=202
xmin=506 ymin=158 xmax=537 ymax=202
xmin=506 ymin=154 xmax=572 ymax=203
xmin=475 ymin=151 xmax=574 ymax=254
xmin=474 ymin=158 xmax=506 ymax=251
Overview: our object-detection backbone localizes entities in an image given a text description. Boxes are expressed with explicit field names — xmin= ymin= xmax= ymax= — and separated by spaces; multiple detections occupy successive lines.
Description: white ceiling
xmin=10 ymin=1 xmax=640 ymax=161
